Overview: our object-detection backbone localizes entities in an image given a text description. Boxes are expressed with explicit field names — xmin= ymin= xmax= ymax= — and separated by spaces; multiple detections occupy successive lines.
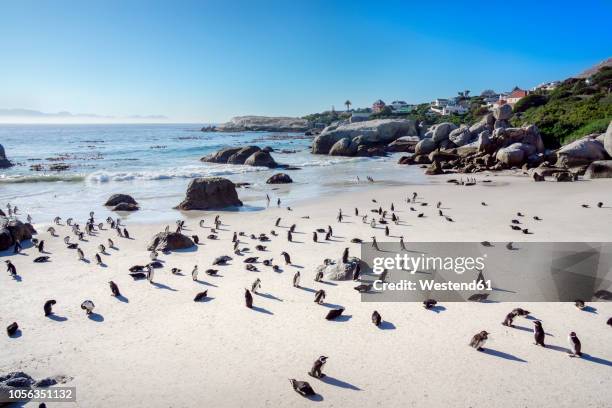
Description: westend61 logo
xmin=359 ymin=241 xmax=612 ymax=302
xmin=372 ymin=253 xmax=486 ymax=275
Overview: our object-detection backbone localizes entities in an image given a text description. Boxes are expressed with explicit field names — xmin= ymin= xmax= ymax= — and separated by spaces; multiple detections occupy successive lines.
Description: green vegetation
xmin=511 ymin=66 xmax=612 ymax=147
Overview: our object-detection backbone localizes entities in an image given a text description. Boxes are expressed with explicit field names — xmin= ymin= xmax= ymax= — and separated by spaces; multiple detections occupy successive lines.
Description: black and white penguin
xmin=314 ymin=270 xmax=324 ymax=282
xmin=109 ymin=281 xmax=121 ymax=297
xmin=314 ymin=289 xmax=326 ymax=304
xmin=108 ymin=238 xmax=114 ymax=249
xmin=372 ymin=310 xmax=382 ymax=327
xmin=502 ymin=312 xmax=515 ymax=327
xmin=469 ymin=331 xmax=489 ymax=351
xmin=77 ymin=248 xmax=85 ymax=261
xmin=287 ymin=230 xmax=293 ymax=242
xmin=280 ymin=251 xmax=291 ymax=265
xmin=80 ymin=300 xmax=95 ymax=315
xmin=325 ymin=308 xmax=344 ymax=320
xmin=5 ymin=260 xmax=16 ymax=276
xmin=123 ymin=228 xmax=130 ymax=239
xmin=33 ymin=256 xmax=50 ymax=263
xmin=194 ymin=290 xmax=208 ymax=302
xmin=95 ymin=253 xmax=102 ymax=265
xmin=308 ymin=356 xmax=328 ymax=379
xmin=342 ymin=248 xmax=349 ymax=264
xmin=205 ymin=269 xmax=218 ymax=276
xmin=352 ymin=263 xmax=361 ymax=281
xmin=147 ymin=266 xmax=154 ymax=283
xmin=371 ymin=236 xmax=380 ymax=250
xmin=251 ymin=278 xmax=261 ymax=293
xmin=289 ymin=379 xmax=316 ymax=397
xmin=607 ymin=317 xmax=612 ymax=327
xmin=312 ymin=231 xmax=318 ymax=243
xmin=293 ymin=271 xmax=301 ymax=288
xmin=245 ymin=289 xmax=253 ymax=309
xmin=6 ymin=322 xmax=19 ymax=337
xmin=423 ymin=299 xmax=437 ymax=309
xmin=192 ymin=235 xmax=200 ymax=244
xmin=512 ymin=308 xmax=530 ymax=317
xmin=533 ymin=321 xmax=546 ymax=347
xmin=44 ymin=300 xmax=56 ymax=316
xmin=574 ymin=299 xmax=586 ymax=310
xmin=385 ymin=226 xmax=389 ymax=236
xmin=192 ymin=265 xmax=199 ymax=281
xmin=568 ymin=332 xmax=582 ymax=357
xmin=37 ymin=240 xmax=45 ymax=253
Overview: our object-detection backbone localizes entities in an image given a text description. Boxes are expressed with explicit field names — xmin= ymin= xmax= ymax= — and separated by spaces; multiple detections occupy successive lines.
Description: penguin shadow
xmin=581 ymin=353 xmax=612 ymax=367
xmin=545 ymin=344 xmax=571 ymax=354
xmin=47 ymin=314 xmax=68 ymax=322
xmin=151 ymin=282 xmax=178 ymax=291
xmin=320 ymin=375 xmax=361 ymax=391
xmin=8 ymin=329 xmax=23 ymax=338
xmin=492 ymin=287 xmax=517 ymax=294
xmin=510 ymin=325 xmax=554 ymax=336
xmin=427 ymin=305 xmax=446 ymax=313
xmin=115 ymin=295 xmax=129 ymax=303
xmin=378 ymin=321 xmax=396 ymax=330
xmin=87 ymin=312 xmax=104 ymax=322
xmin=80 ymin=259 xmax=91 ymax=264
xmin=329 ymin=315 xmax=352 ymax=322
xmin=173 ymin=246 xmax=198 ymax=253
xmin=481 ymin=348 xmax=527 ymax=363
xmin=319 ymin=281 xmax=337 ymax=286
xmin=321 ymin=302 xmax=343 ymax=309
xmin=581 ymin=306 xmax=598 ymax=314
xmin=298 ymin=286 xmax=317 ymax=294
xmin=303 ymin=394 xmax=324 ymax=402
xmin=256 ymin=292 xmax=283 ymax=302
xmin=195 ymin=296 xmax=215 ymax=303
xmin=290 ymin=264 xmax=304 ymax=269
xmin=12 ymin=275 xmax=23 ymax=282
xmin=251 ymin=305 xmax=274 ymax=315
xmin=98 ymin=263 xmax=108 ymax=268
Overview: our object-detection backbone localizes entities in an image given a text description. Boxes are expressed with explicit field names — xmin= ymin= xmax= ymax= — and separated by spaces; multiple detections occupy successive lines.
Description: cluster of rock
xmin=147 ymin=231 xmax=194 ymax=252
xmin=0 ymin=372 xmax=71 ymax=401
xmin=0 ymin=218 xmax=36 ymax=251
xmin=175 ymin=177 xmax=243 ymax=210
xmin=201 ymin=145 xmax=278 ymax=168
xmin=0 ymin=144 xmax=12 ymax=168
xmin=201 ymin=116 xmax=309 ymax=132
xmin=311 ymin=119 xmax=419 ymax=157
xmin=266 ymin=173 xmax=293 ymax=184
xmin=314 ymin=257 xmax=361 ymax=281
xmin=104 ymin=194 xmax=139 ymax=212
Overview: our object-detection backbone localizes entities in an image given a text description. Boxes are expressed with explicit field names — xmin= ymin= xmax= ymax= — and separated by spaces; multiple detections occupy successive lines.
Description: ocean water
xmin=0 ymin=124 xmax=428 ymax=224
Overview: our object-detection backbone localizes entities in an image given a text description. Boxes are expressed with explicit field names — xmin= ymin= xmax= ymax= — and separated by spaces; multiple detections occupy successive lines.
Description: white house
xmin=389 ymin=100 xmax=415 ymax=114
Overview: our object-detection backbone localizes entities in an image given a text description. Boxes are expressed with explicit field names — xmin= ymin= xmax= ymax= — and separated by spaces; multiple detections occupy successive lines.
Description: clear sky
xmin=1 ymin=0 xmax=611 ymax=123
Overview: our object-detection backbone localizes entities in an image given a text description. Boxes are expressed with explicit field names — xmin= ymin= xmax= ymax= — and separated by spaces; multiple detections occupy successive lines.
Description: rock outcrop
xmin=315 ymin=257 xmax=361 ymax=281
xmin=556 ymin=135 xmax=608 ymax=167
xmin=604 ymin=120 xmax=612 ymax=157
xmin=244 ymin=151 xmax=277 ymax=168
xmin=266 ymin=173 xmax=293 ymax=184
xmin=201 ymin=146 xmax=278 ymax=168
xmin=104 ymin=194 xmax=138 ymax=207
xmin=311 ymin=119 xmax=418 ymax=156
xmin=584 ymin=160 xmax=612 ymax=179
xmin=112 ymin=203 xmax=140 ymax=212
xmin=147 ymin=231 xmax=195 ymax=252
xmin=0 ymin=144 xmax=12 ymax=168
xmin=386 ymin=136 xmax=420 ymax=152
xmin=0 ymin=218 xmax=36 ymax=251
xmin=205 ymin=116 xmax=309 ymax=132
xmin=201 ymin=147 xmax=242 ymax=164
xmin=227 ymin=146 xmax=261 ymax=164
xmin=175 ymin=177 xmax=243 ymax=210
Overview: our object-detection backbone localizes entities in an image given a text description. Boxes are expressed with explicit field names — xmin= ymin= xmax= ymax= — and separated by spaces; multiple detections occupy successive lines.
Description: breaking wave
xmin=0 ymin=174 xmax=86 ymax=184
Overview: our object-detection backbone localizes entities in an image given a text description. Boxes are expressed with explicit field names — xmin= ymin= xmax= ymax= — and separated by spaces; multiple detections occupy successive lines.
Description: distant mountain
xmin=0 ymin=108 xmax=168 ymax=123
xmin=573 ymin=57 xmax=612 ymax=79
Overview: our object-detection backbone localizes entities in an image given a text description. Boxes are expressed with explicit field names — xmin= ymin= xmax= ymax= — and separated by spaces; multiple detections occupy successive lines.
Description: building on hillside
xmin=372 ymin=99 xmax=386 ymax=113
xmin=429 ymin=97 xmax=468 ymax=115
xmin=389 ymin=100 xmax=415 ymax=114
xmin=505 ymin=87 xmax=528 ymax=106
xmin=533 ymin=81 xmax=560 ymax=91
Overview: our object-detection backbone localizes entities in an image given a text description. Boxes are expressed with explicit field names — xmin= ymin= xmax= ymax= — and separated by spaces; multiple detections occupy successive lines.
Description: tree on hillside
xmin=344 ymin=100 xmax=352 ymax=111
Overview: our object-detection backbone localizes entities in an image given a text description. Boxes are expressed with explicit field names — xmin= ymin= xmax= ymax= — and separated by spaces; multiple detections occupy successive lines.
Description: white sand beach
xmin=1 ymin=175 xmax=612 ymax=407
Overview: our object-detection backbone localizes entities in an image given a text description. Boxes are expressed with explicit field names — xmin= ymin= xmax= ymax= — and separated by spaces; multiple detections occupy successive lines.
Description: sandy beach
xmin=2 ymin=174 xmax=611 ymax=407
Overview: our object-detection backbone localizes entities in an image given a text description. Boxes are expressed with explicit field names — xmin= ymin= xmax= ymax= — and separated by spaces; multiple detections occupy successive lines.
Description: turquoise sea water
xmin=0 ymin=124 xmax=426 ymax=223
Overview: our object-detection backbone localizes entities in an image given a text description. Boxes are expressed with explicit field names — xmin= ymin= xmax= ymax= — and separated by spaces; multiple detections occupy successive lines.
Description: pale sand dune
xmin=1 ymin=175 xmax=611 ymax=407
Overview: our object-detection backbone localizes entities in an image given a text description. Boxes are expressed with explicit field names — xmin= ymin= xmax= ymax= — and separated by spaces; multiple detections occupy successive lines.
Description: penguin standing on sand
xmin=192 ymin=265 xmax=199 ymax=281
xmin=109 ymin=281 xmax=121 ymax=297
xmin=287 ymin=230 xmax=293 ymax=242
xmin=5 ymin=260 xmax=16 ymax=277
xmin=293 ymin=271 xmax=301 ymax=288
xmin=314 ymin=270 xmax=324 ymax=282
xmin=77 ymin=248 xmax=85 ymax=261
xmin=502 ymin=311 xmax=515 ymax=327
xmin=399 ymin=236 xmax=407 ymax=251
xmin=80 ymin=300 xmax=95 ymax=315
xmin=372 ymin=237 xmax=380 ymax=251
xmin=95 ymin=253 xmax=102 ymax=265
xmin=372 ymin=310 xmax=382 ymax=327
xmin=533 ymin=321 xmax=546 ymax=347
xmin=342 ymin=248 xmax=349 ymax=264
xmin=7 ymin=322 xmax=19 ymax=337
xmin=352 ymin=263 xmax=361 ymax=281
xmin=38 ymin=240 xmax=45 ymax=253
xmin=314 ymin=289 xmax=326 ymax=304
xmin=568 ymin=332 xmax=582 ymax=357
xmin=251 ymin=278 xmax=261 ymax=293
xmin=469 ymin=331 xmax=489 ymax=351
xmin=312 ymin=232 xmax=318 ymax=243
xmin=245 ymin=289 xmax=253 ymax=308
xmin=147 ymin=266 xmax=154 ymax=284
xmin=308 ymin=356 xmax=328 ymax=379
xmin=123 ymin=228 xmax=130 ymax=239
xmin=44 ymin=300 xmax=56 ymax=316
xmin=385 ymin=226 xmax=389 ymax=236
xmin=281 ymin=251 xmax=291 ymax=265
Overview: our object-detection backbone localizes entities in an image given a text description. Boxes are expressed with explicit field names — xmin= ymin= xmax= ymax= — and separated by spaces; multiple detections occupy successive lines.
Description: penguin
xmin=192 ymin=265 xmax=199 ymax=281
xmin=147 ymin=266 xmax=154 ymax=283
xmin=98 ymin=244 xmax=106 ymax=253
xmin=522 ymin=228 xmax=530 ymax=234
xmin=251 ymin=278 xmax=261 ymax=293
xmin=314 ymin=289 xmax=326 ymax=304
xmin=245 ymin=289 xmax=253 ymax=308
xmin=354 ymin=283 xmax=372 ymax=293
xmin=244 ymin=257 xmax=258 ymax=263
xmin=607 ymin=317 xmax=612 ymax=327
xmin=314 ymin=270 xmax=324 ymax=282
xmin=272 ymin=265 xmax=281 ymax=273
xmin=33 ymin=256 xmax=50 ymax=263
xmin=512 ymin=308 xmax=530 ymax=317
xmin=469 ymin=331 xmax=489 ymax=351
xmin=47 ymin=226 xmax=56 ymax=236
xmin=568 ymin=332 xmax=582 ymax=357
xmin=77 ymin=248 xmax=85 ymax=261
xmin=445 ymin=216 xmax=454 ymax=222
xmin=95 ymin=253 xmax=102 ymax=265
xmin=308 ymin=356 xmax=328 ymax=379
xmin=5 ymin=260 xmax=16 ymax=277
xmin=6 ymin=322 xmax=19 ymax=337
xmin=80 ymin=300 xmax=95 ymax=315
xmin=372 ymin=310 xmax=382 ymax=327
xmin=379 ymin=269 xmax=388 ymax=283
xmin=342 ymin=248 xmax=349 ymax=264
xmin=192 ymin=235 xmax=200 ymax=244
xmin=44 ymin=300 xmax=56 ymax=316
xmin=194 ymin=290 xmax=208 ymax=302
xmin=117 ymin=227 xmax=123 ymax=237
xmin=574 ymin=299 xmax=586 ymax=310
xmin=581 ymin=204 xmax=589 ymax=208
xmin=205 ymin=269 xmax=218 ymax=276
xmin=287 ymin=230 xmax=293 ymax=242
xmin=399 ymin=236 xmax=407 ymax=251
xmin=293 ymin=271 xmax=301 ymax=288
xmin=108 ymin=238 xmax=114 ymax=249
xmin=325 ymin=308 xmax=344 ymax=320
xmin=533 ymin=321 xmax=546 ymax=346
xmin=533 ymin=216 xmax=542 ymax=221
xmin=171 ymin=267 xmax=182 ymax=275
xmin=372 ymin=236 xmax=380 ymax=250
xmin=506 ymin=242 xmax=514 ymax=250
xmin=109 ymin=281 xmax=121 ymax=297
xmin=352 ymin=263 xmax=361 ymax=281
xmin=289 ymin=379 xmax=316 ymax=397
xmin=597 ymin=202 xmax=603 ymax=208
xmin=129 ymin=272 xmax=147 ymax=280
xmin=123 ymin=228 xmax=130 ymax=239
xmin=423 ymin=299 xmax=437 ymax=309
xmin=385 ymin=226 xmax=389 ymax=236
xmin=502 ymin=312 xmax=515 ymax=327
xmin=37 ymin=240 xmax=45 ymax=253
xmin=355 ymin=208 xmax=359 ymax=216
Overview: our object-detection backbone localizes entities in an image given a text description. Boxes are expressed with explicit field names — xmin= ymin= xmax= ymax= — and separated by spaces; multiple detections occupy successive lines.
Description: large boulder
xmin=497 ymin=125 xmax=545 ymax=154
xmin=201 ymin=147 xmax=242 ymax=163
xmin=584 ymin=160 xmax=612 ymax=179
xmin=493 ymin=104 xmax=513 ymax=121
xmin=430 ymin=122 xmax=458 ymax=143
xmin=147 ymin=232 xmax=195 ymax=252
xmin=104 ymin=194 xmax=138 ymax=207
xmin=315 ymin=257 xmax=361 ymax=281
xmin=448 ymin=125 xmax=474 ymax=146
xmin=469 ymin=113 xmax=495 ymax=135
xmin=175 ymin=177 xmax=243 ymax=210
xmin=0 ymin=144 xmax=12 ymax=168
xmin=604 ymin=121 xmax=612 ymax=157
xmin=0 ymin=228 xmax=13 ymax=251
xmin=329 ymin=137 xmax=357 ymax=156
xmin=0 ymin=219 xmax=36 ymax=250
xmin=112 ymin=202 xmax=140 ymax=212
xmin=414 ymin=138 xmax=436 ymax=156
xmin=266 ymin=173 xmax=293 ymax=184
xmin=386 ymin=136 xmax=419 ymax=153
xmin=425 ymin=160 xmax=444 ymax=175
xmin=311 ymin=119 xmax=417 ymax=154
xmin=496 ymin=143 xmax=527 ymax=167
xmin=556 ymin=137 xmax=608 ymax=167
xmin=227 ymin=146 xmax=261 ymax=165
xmin=244 ymin=151 xmax=277 ymax=168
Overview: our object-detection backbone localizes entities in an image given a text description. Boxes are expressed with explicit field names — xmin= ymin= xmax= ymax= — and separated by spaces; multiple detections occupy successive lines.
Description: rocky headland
xmin=202 ymin=116 xmax=309 ymax=132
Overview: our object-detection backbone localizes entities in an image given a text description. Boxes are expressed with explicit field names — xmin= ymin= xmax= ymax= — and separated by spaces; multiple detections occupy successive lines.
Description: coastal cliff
xmin=202 ymin=116 xmax=309 ymax=132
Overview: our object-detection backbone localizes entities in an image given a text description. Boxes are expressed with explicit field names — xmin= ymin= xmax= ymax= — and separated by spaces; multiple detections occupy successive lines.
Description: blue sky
xmin=0 ymin=0 xmax=610 ymax=122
